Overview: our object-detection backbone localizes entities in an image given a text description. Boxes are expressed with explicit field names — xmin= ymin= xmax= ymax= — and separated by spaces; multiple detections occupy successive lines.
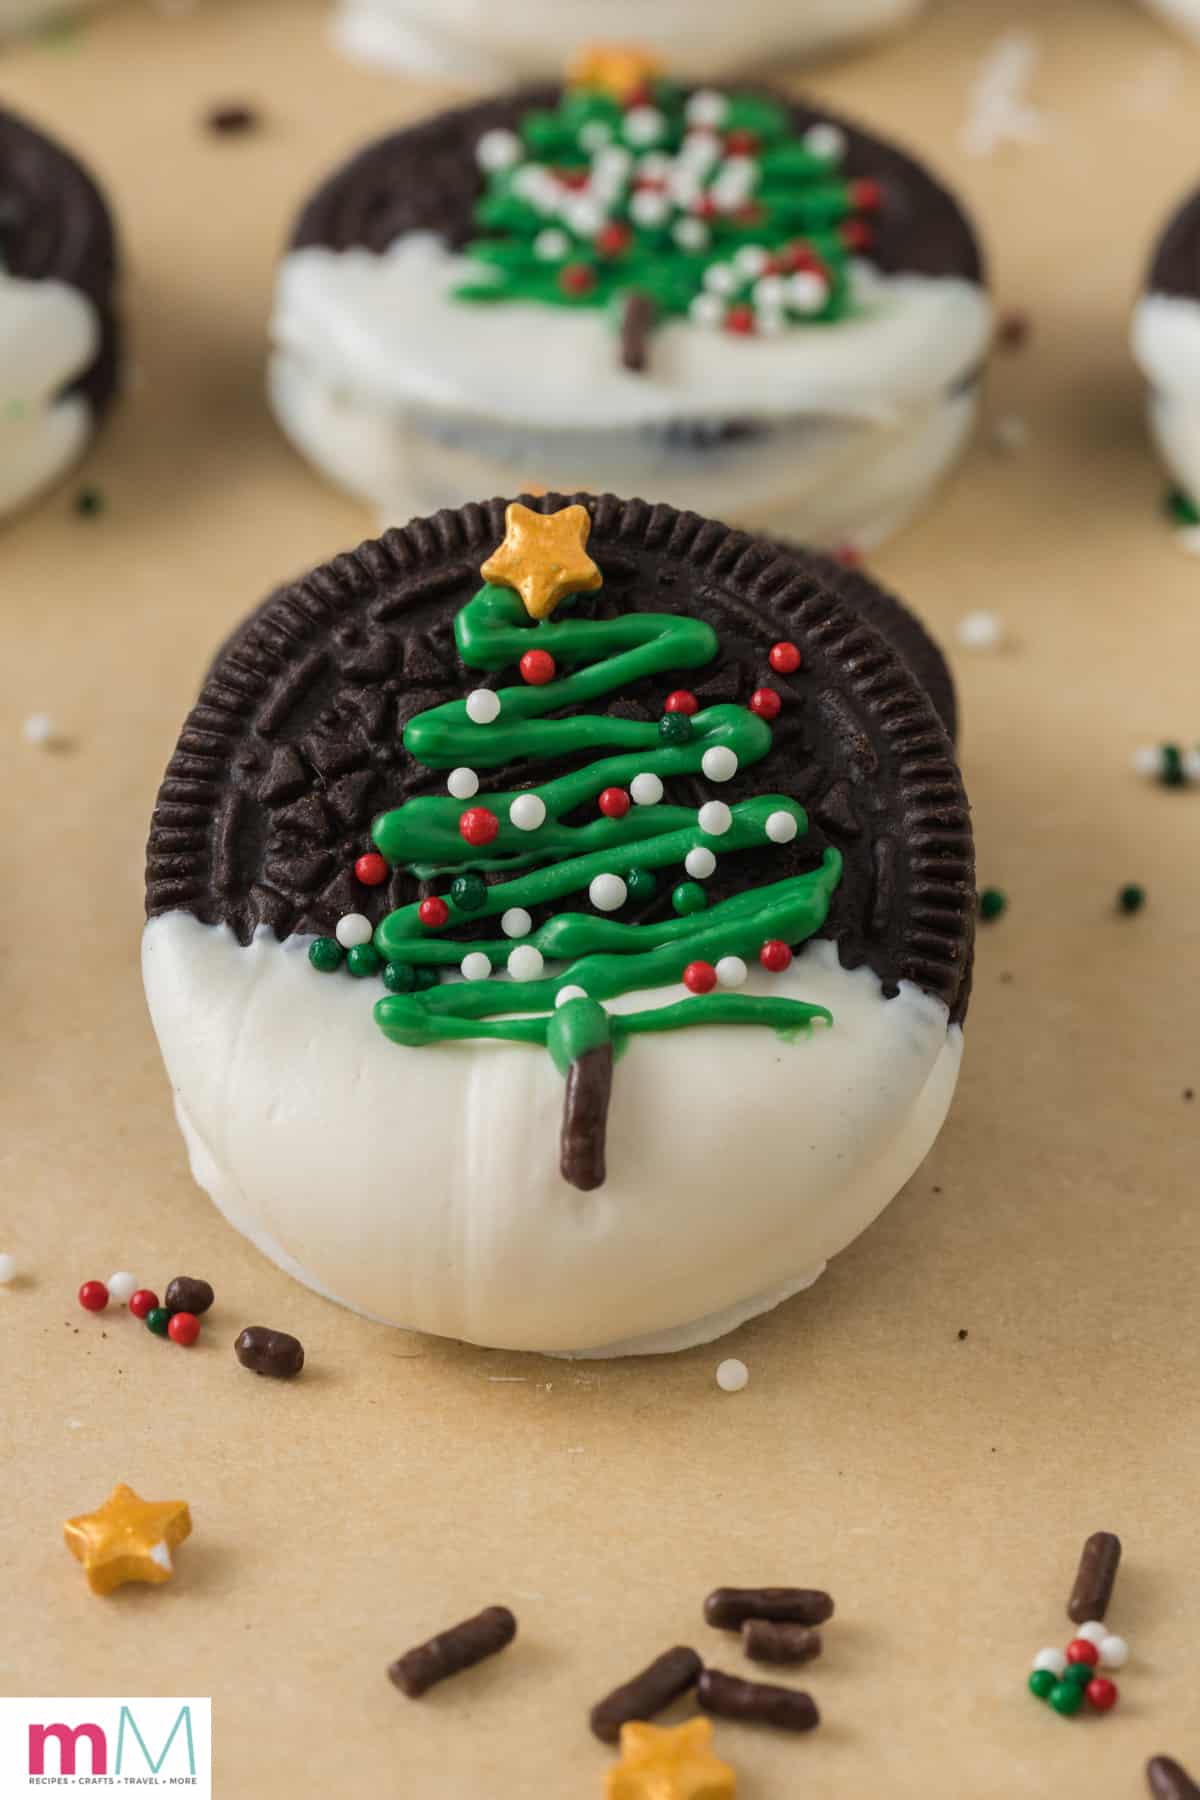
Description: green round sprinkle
xmin=1162 ymin=744 xmax=1186 ymax=788
xmin=145 ymin=1307 xmax=172 ymax=1338
xmin=308 ymin=937 xmax=343 ymax=973
xmin=346 ymin=944 xmax=383 ymax=978
xmin=625 ymin=866 xmax=656 ymax=903
xmin=74 ymin=486 xmax=105 ymax=518
xmin=413 ymin=965 xmax=441 ymax=991
xmin=450 ymin=871 xmax=488 ymax=912
xmin=658 ymin=713 xmax=693 ymax=745
xmin=978 ymin=887 xmax=1007 ymax=922
xmin=1048 ymin=1680 xmax=1084 ymax=1716
xmin=382 ymin=960 xmax=416 ymax=994
xmin=1028 ymin=1670 xmax=1057 ymax=1701
xmin=672 ymin=880 xmax=709 ymax=917
xmin=1118 ymin=883 xmax=1146 ymax=915
xmin=1063 ymin=1660 xmax=1095 ymax=1687
xmin=1166 ymin=485 xmax=1200 ymax=528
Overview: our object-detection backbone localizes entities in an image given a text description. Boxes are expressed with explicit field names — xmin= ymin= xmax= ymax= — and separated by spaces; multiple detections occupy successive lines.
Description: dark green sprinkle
xmin=74 ymin=486 xmax=105 ymax=517
xmin=1166 ymin=485 xmax=1200 ymax=528
xmin=672 ymin=880 xmax=708 ymax=917
xmin=308 ymin=937 xmax=343 ymax=973
xmin=346 ymin=943 xmax=383 ymax=978
xmin=1118 ymin=884 xmax=1146 ymax=915
xmin=1162 ymin=744 xmax=1186 ymax=788
xmin=413 ymin=965 xmax=441 ymax=991
xmin=978 ymin=887 xmax=1007 ymax=921
xmin=1028 ymin=1670 xmax=1057 ymax=1701
xmin=658 ymin=712 xmax=693 ymax=745
xmin=145 ymin=1307 xmax=172 ymax=1338
xmin=382 ymin=960 xmax=415 ymax=994
xmin=625 ymin=866 xmax=656 ymax=903
xmin=1048 ymin=1680 xmax=1084 ymax=1716
xmin=1064 ymin=1660 xmax=1095 ymax=1687
xmin=450 ymin=871 xmax=488 ymax=912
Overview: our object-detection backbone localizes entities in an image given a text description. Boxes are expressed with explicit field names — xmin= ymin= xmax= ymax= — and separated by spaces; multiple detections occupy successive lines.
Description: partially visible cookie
xmin=0 ymin=107 xmax=119 ymax=519
xmin=1133 ymin=182 xmax=1200 ymax=509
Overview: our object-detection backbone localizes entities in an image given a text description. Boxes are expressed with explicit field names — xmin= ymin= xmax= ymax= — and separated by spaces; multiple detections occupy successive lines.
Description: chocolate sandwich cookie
xmin=144 ymin=493 xmax=973 ymax=1358
xmin=1133 ymin=182 xmax=1200 ymax=512
xmin=270 ymin=60 xmax=989 ymax=548
xmin=0 ymin=108 xmax=119 ymax=519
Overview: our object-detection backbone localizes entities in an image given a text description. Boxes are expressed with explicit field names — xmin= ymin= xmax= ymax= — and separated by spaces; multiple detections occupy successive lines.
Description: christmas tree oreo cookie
xmin=144 ymin=495 xmax=974 ymax=1357
xmin=0 ymin=109 xmax=119 ymax=519
xmin=1132 ymin=183 xmax=1200 ymax=514
xmin=270 ymin=58 xmax=990 ymax=549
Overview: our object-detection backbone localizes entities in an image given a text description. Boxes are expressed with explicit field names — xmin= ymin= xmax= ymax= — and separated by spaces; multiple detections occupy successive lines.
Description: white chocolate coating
xmin=269 ymin=234 xmax=990 ymax=546
xmin=0 ymin=271 xmax=99 ymax=520
xmin=1136 ymin=0 xmax=1200 ymax=41
xmin=1131 ymin=291 xmax=1200 ymax=503
xmin=331 ymin=0 xmax=927 ymax=82
xmin=143 ymin=913 xmax=963 ymax=1358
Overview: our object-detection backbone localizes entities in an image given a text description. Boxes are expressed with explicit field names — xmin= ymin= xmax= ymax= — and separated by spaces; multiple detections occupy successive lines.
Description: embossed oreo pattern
xmin=146 ymin=495 xmax=975 ymax=1022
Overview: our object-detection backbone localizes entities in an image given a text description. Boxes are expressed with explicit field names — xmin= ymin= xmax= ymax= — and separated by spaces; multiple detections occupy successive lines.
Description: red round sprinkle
xmin=626 ymin=83 xmax=655 ymax=108
xmin=840 ymin=219 xmax=873 ymax=251
xmin=1066 ymin=1639 xmax=1100 ymax=1668
xmin=664 ymin=690 xmax=699 ymax=716
xmin=694 ymin=194 xmax=721 ymax=220
xmin=851 ymin=178 xmax=884 ymax=213
xmin=557 ymin=167 xmax=590 ymax=190
xmin=633 ymin=174 xmax=668 ymax=194
xmin=599 ymin=787 xmax=631 ymax=819
xmin=683 ymin=961 xmax=718 ymax=995
xmin=559 ymin=263 xmax=597 ymax=297
xmin=78 ymin=1280 xmax=109 ymax=1313
xmin=167 ymin=1311 xmax=201 ymax=1347
xmin=749 ymin=687 xmax=782 ymax=721
xmin=595 ymin=222 xmax=632 ymax=257
xmin=1085 ymin=1677 xmax=1118 ymax=1712
xmin=725 ymin=128 xmax=760 ymax=155
xmin=760 ymin=940 xmax=793 ymax=974
xmin=735 ymin=203 xmax=764 ymax=227
xmin=724 ymin=304 xmax=756 ymax=336
xmin=519 ymin=648 xmax=557 ymax=686
xmin=418 ymin=896 xmax=450 ymax=928
xmin=128 ymin=1288 xmax=158 ymax=1320
xmin=459 ymin=807 xmax=500 ymax=848
xmin=833 ymin=544 xmax=863 ymax=568
xmin=769 ymin=641 xmax=802 ymax=675
xmin=354 ymin=852 xmax=388 ymax=887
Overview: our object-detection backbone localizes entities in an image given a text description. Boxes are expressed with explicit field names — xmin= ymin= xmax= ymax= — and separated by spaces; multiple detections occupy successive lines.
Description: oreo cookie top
xmin=1146 ymin=184 xmax=1200 ymax=299
xmin=0 ymin=107 xmax=120 ymax=418
xmin=146 ymin=495 xmax=974 ymax=1023
xmin=290 ymin=86 xmax=982 ymax=288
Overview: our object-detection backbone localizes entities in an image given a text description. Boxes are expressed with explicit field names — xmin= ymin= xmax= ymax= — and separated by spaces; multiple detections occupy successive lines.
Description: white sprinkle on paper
xmin=961 ymin=33 xmax=1051 ymax=158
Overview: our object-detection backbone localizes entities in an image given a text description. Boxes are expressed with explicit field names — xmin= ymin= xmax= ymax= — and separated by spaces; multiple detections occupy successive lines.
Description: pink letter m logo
xmin=28 ymin=1720 xmax=107 ymax=1775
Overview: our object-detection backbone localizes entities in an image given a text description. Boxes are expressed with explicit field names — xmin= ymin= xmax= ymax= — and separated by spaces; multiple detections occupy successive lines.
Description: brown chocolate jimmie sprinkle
xmin=619 ymin=291 xmax=657 ymax=374
xmin=1067 ymin=1531 xmax=1122 ymax=1624
xmin=704 ymin=1587 xmax=834 ymax=1631
xmin=234 ymin=1326 xmax=304 ymax=1379
xmin=205 ymin=104 xmax=259 ymax=136
xmin=1148 ymin=1757 xmax=1200 ymax=1800
xmin=389 ymin=1605 xmax=517 ymax=1698
xmin=589 ymin=1646 xmax=702 ymax=1744
xmin=164 ymin=1277 xmax=214 ymax=1316
xmin=560 ymin=1042 xmax=614 ymax=1192
xmin=698 ymin=1668 xmax=819 ymax=1733
xmin=742 ymin=1621 xmax=822 ymax=1667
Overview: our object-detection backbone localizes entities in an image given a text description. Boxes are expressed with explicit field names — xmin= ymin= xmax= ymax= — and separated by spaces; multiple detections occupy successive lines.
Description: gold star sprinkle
xmin=568 ymin=44 xmax=665 ymax=104
xmin=606 ymin=1718 xmax=736 ymax=1800
xmin=64 ymin=1484 xmax=192 ymax=1596
xmin=481 ymin=502 xmax=602 ymax=620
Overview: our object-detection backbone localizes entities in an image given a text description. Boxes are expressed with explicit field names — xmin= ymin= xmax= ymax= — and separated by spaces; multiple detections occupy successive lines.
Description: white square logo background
xmin=0 ymin=1697 xmax=211 ymax=1794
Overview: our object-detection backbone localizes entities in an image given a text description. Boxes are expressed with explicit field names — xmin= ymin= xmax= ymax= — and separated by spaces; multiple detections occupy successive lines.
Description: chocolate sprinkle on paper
xmin=704 ymin=1587 xmax=834 ymax=1631
xmin=698 ymin=1667 xmax=820 ymax=1733
xmin=589 ymin=1646 xmax=702 ymax=1743
xmin=742 ymin=1621 xmax=823 ymax=1667
xmin=389 ymin=1605 xmax=516 ymax=1698
xmin=1068 ymin=1531 xmax=1122 ymax=1625
xmin=1147 ymin=1757 xmax=1200 ymax=1800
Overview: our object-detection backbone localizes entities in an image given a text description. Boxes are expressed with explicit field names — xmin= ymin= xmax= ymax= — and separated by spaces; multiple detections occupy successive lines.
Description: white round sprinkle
xmin=735 ymin=245 xmax=769 ymax=278
xmin=556 ymin=984 xmax=588 ymax=1007
xmin=1098 ymin=1635 xmax=1129 ymax=1670
xmin=715 ymin=1358 xmax=749 ymax=1393
xmin=703 ymin=262 xmax=738 ymax=295
xmin=593 ymin=145 xmax=633 ymax=183
xmin=638 ymin=151 xmax=672 ymax=180
xmin=956 ymin=610 xmax=1003 ymax=650
xmin=1175 ymin=523 xmax=1200 ymax=557
xmin=685 ymin=847 xmax=717 ymax=879
xmin=507 ymin=945 xmax=544 ymax=981
xmin=1032 ymin=1648 xmax=1068 ymax=1677
xmin=510 ymin=794 xmax=547 ymax=832
xmin=534 ymin=227 xmax=570 ymax=261
xmin=715 ymin=955 xmax=748 ymax=988
xmin=787 ymin=270 xmax=829 ymax=314
xmin=501 ymin=907 xmax=532 ymax=939
xmin=766 ymin=810 xmax=799 ymax=844
xmin=804 ymin=121 xmax=847 ymax=161
xmin=673 ymin=217 xmax=710 ymax=252
xmin=564 ymin=196 xmax=605 ymax=238
xmin=698 ymin=800 xmax=732 ymax=836
xmin=579 ymin=120 xmax=612 ymax=152
xmin=756 ymin=308 xmax=787 ymax=338
xmin=631 ymin=772 xmax=664 ymax=806
xmin=686 ymin=90 xmax=728 ymax=128
xmin=680 ymin=130 xmax=720 ymax=169
xmin=1132 ymin=745 xmax=1162 ymax=778
xmin=107 ymin=1271 xmax=138 ymax=1305
xmin=624 ymin=105 xmax=666 ymax=146
xmin=701 ymin=745 xmax=738 ymax=783
xmin=1076 ymin=1621 xmax=1109 ymax=1648
xmin=753 ymin=275 xmax=787 ymax=310
xmin=1185 ymin=748 xmax=1200 ymax=780
xmin=688 ymin=293 xmax=724 ymax=328
xmin=335 ymin=913 xmax=373 ymax=949
xmin=476 ymin=128 xmax=522 ymax=172
xmin=466 ymin=689 xmax=501 ymax=725
xmin=629 ymin=190 xmax=670 ymax=229
xmin=460 ymin=952 xmax=492 ymax=982
xmin=589 ymin=873 xmax=628 ymax=912
xmin=0 ymin=1253 xmax=16 ymax=1285
xmin=21 ymin=712 xmax=58 ymax=746
xmin=447 ymin=766 xmax=480 ymax=800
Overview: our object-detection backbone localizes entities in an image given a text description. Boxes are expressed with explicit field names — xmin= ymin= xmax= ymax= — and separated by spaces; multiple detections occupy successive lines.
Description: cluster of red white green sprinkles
xmin=1028 ymin=1623 xmax=1128 ymax=1717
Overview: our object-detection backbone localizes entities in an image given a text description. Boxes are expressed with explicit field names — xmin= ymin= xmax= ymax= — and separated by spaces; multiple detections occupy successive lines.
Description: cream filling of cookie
xmin=1132 ymin=291 xmax=1200 ymax=504
xmin=0 ymin=271 xmax=99 ymax=518
xmin=270 ymin=235 xmax=990 ymax=546
xmin=144 ymin=913 xmax=963 ymax=1358
xmin=331 ymin=0 xmax=927 ymax=82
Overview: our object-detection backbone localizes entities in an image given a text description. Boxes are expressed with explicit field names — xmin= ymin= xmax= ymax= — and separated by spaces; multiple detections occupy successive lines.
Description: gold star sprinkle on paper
xmin=606 ymin=1718 xmax=736 ymax=1800
xmin=64 ymin=1483 xmax=192 ymax=1596
xmin=569 ymin=44 xmax=665 ymax=104
xmin=481 ymin=502 xmax=602 ymax=620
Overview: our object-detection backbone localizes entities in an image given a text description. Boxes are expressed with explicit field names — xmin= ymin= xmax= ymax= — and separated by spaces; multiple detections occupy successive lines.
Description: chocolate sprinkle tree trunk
xmin=560 ymin=1041 xmax=615 ymax=1190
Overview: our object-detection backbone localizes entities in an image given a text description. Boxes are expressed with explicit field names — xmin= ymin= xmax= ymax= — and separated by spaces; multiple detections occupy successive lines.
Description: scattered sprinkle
xmin=716 ymin=1358 xmax=749 ymax=1393
xmin=979 ymin=887 xmax=1007 ymax=922
xmin=21 ymin=713 xmax=62 ymax=747
xmin=990 ymin=413 xmax=1030 ymax=454
xmin=1174 ymin=526 xmax=1200 ymax=558
xmin=997 ymin=310 xmax=1031 ymax=351
xmin=957 ymin=610 xmax=1004 ymax=650
xmin=0 ymin=1253 xmax=16 ymax=1285
xmin=1164 ymin=485 xmax=1200 ymax=529
xmin=205 ymin=103 xmax=259 ymax=135
xmin=1118 ymin=884 xmax=1146 ymax=915
xmin=957 ymin=1328 xmax=969 ymax=1341
xmin=74 ymin=486 xmax=105 ymax=518
xmin=962 ymin=31 xmax=1051 ymax=158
